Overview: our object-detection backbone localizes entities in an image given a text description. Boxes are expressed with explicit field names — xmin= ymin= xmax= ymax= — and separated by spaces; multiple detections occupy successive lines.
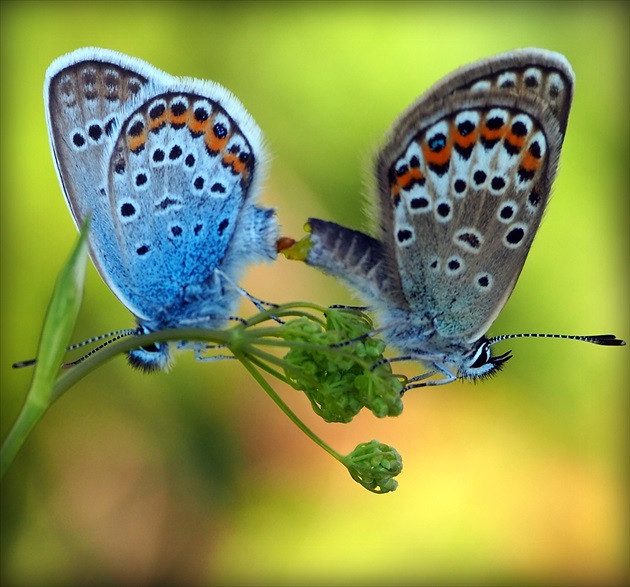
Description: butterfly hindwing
xmin=106 ymin=88 xmax=262 ymax=324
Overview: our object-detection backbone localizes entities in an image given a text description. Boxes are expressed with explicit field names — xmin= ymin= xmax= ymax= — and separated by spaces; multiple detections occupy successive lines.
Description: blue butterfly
xmin=45 ymin=48 xmax=277 ymax=371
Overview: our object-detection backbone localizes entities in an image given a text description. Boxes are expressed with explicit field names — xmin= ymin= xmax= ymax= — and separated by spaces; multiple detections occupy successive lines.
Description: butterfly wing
xmin=45 ymin=48 xmax=276 ymax=325
xmin=45 ymin=48 xmax=172 ymax=317
xmin=105 ymin=84 xmax=274 ymax=325
xmin=375 ymin=49 xmax=574 ymax=342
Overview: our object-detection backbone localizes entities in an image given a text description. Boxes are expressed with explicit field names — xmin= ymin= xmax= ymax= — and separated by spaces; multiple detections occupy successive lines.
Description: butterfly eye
xmin=459 ymin=341 xmax=512 ymax=381
xmin=127 ymin=341 xmax=171 ymax=373
xmin=140 ymin=343 xmax=160 ymax=353
xmin=469 ymin=342 xmax=491 ymax=369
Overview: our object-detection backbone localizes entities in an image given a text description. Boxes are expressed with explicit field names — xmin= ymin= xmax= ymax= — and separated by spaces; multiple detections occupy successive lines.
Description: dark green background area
xmin=1 ymin=1 xmax=628 ymax=585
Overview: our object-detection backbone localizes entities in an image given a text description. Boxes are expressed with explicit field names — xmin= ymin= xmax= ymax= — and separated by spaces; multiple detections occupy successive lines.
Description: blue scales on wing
xmin=102 ymin=91 xmax=260 ymax=328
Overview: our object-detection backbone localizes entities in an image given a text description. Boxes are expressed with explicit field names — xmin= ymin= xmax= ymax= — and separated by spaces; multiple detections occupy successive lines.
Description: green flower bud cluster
xmin=281 ymin=309 xmax=403 ymax=423
xmin=343 ymin=440 xmax=403 ymax=494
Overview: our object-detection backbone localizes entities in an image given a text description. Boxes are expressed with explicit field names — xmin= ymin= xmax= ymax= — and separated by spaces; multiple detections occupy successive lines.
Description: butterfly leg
xmin=215 ymin=269 xmax=283 ymax=323
xmin=371 ymin=355 xmax=417 ymax=371
xmin=193 ymin=347 xmax=237 ymax=363
xmin=404 ymin=363 xmax=458 ymax=391
xmin=182 ymin=341 xmax=236 ymax=363
xmin=175 ymin=318 xmax=244 ymax=363
xmin=405 ymin=370 xmax=438 ymax=384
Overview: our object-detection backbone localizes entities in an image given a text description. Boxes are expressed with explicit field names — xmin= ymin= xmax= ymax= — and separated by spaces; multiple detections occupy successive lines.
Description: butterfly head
xmin=126 ymin=324 xmax=172 ymax=373
xmin=457 ymin=336 xmax=513 ymax=381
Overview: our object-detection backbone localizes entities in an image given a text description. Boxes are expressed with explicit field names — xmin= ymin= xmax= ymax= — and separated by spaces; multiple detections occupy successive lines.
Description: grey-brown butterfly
xmin=280 ymin=48 xmax=625 ymax=390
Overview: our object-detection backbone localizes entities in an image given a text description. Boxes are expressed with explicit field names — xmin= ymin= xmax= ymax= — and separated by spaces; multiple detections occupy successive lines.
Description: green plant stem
xmin=250 ymin=336 xmax=374 ymax=369
xmin=235 ymin=350 xmax=343 ymax=462
xmin=3 ymin=300 xmax=376 ymax=479
xmin=244 ymin=301 xmax=329 ymax=327
xmin=0 ymin=394 xmax=47 ymax=479
xmin=244 ymin=352 xmax=292 ymax=386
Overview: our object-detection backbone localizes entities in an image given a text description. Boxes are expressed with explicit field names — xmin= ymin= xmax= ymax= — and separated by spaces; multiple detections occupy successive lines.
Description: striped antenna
xmin=12 ymin=329 xmax=138 ymax=369
xmin=488 ymin=333 xmax=625 ymax=347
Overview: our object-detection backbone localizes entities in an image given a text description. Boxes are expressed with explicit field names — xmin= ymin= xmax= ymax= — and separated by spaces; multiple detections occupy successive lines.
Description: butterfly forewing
xmin=45 ymin=50 xmax=161 ymax=226
xmin=45 ymin=50 xmax=170 ymax=316
xmin=376 ymin=49 xmax=574 ymax=341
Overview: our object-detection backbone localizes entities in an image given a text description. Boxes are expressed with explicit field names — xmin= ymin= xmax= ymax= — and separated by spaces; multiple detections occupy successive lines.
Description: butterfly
xmin=43 ymin=48 xmax=277 ymax=371
xmin=280 ymin=48 xmax=625 ymax=389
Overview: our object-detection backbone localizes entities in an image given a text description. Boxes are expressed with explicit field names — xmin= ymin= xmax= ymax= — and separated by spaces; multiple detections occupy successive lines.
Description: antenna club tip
xmin=592 ymin=336 xmax=626 ymax=346
xmin=12 ymin=359 xmax=37 ymax=369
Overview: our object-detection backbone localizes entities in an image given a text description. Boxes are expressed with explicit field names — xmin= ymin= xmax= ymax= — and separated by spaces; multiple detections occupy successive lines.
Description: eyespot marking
xmin=445 ymin=255 xmax=465 ymax=276
xmin=120 ymin=202 xmax=136 ymax=218
xmin=435 ymin=200 xmax=452 ymax=222
xmin=504 ymin=224 xmax=527 ymax=248
xmin=454 ymin=228 xmax=483 ymax=253
xmin=474 ymin=272 xmax=494 ymax=292
xmin=396 ymin=225 xmax=415 ymax=247
xmin=498 ymin=201 xmax=518 ymax=223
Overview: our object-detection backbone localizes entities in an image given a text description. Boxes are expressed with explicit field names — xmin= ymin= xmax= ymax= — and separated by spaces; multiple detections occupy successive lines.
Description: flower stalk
xmin=3 ymin=231 xmax=404 ymax=492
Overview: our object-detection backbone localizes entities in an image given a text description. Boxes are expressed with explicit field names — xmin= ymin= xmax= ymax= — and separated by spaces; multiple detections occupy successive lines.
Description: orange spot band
xmin=128 ymin=133 xmax=146 ymax=152
xmin=423 ymin=142 xmax=451 ymax=166
xmin=397 ymin=167 xmax=424 ymax=191
xmin=521 ymin=151 xmax=541 ymax=172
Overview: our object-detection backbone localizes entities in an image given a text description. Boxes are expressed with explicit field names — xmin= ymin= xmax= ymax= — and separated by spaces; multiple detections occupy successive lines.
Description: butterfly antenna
xmin=61 ymin=329 xmax=139 ymax=368
xmin=12 ymin=329 xmax=138 ymax=369
xmin=487 ymin=333 xmax=626 ymax=347
xmin=328 ymin=315 xmax=411 ymax=349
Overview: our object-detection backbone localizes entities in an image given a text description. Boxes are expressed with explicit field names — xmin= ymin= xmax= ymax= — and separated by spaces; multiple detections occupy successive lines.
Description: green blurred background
xmin=1 ymin=1 xmax=628 ymax=585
